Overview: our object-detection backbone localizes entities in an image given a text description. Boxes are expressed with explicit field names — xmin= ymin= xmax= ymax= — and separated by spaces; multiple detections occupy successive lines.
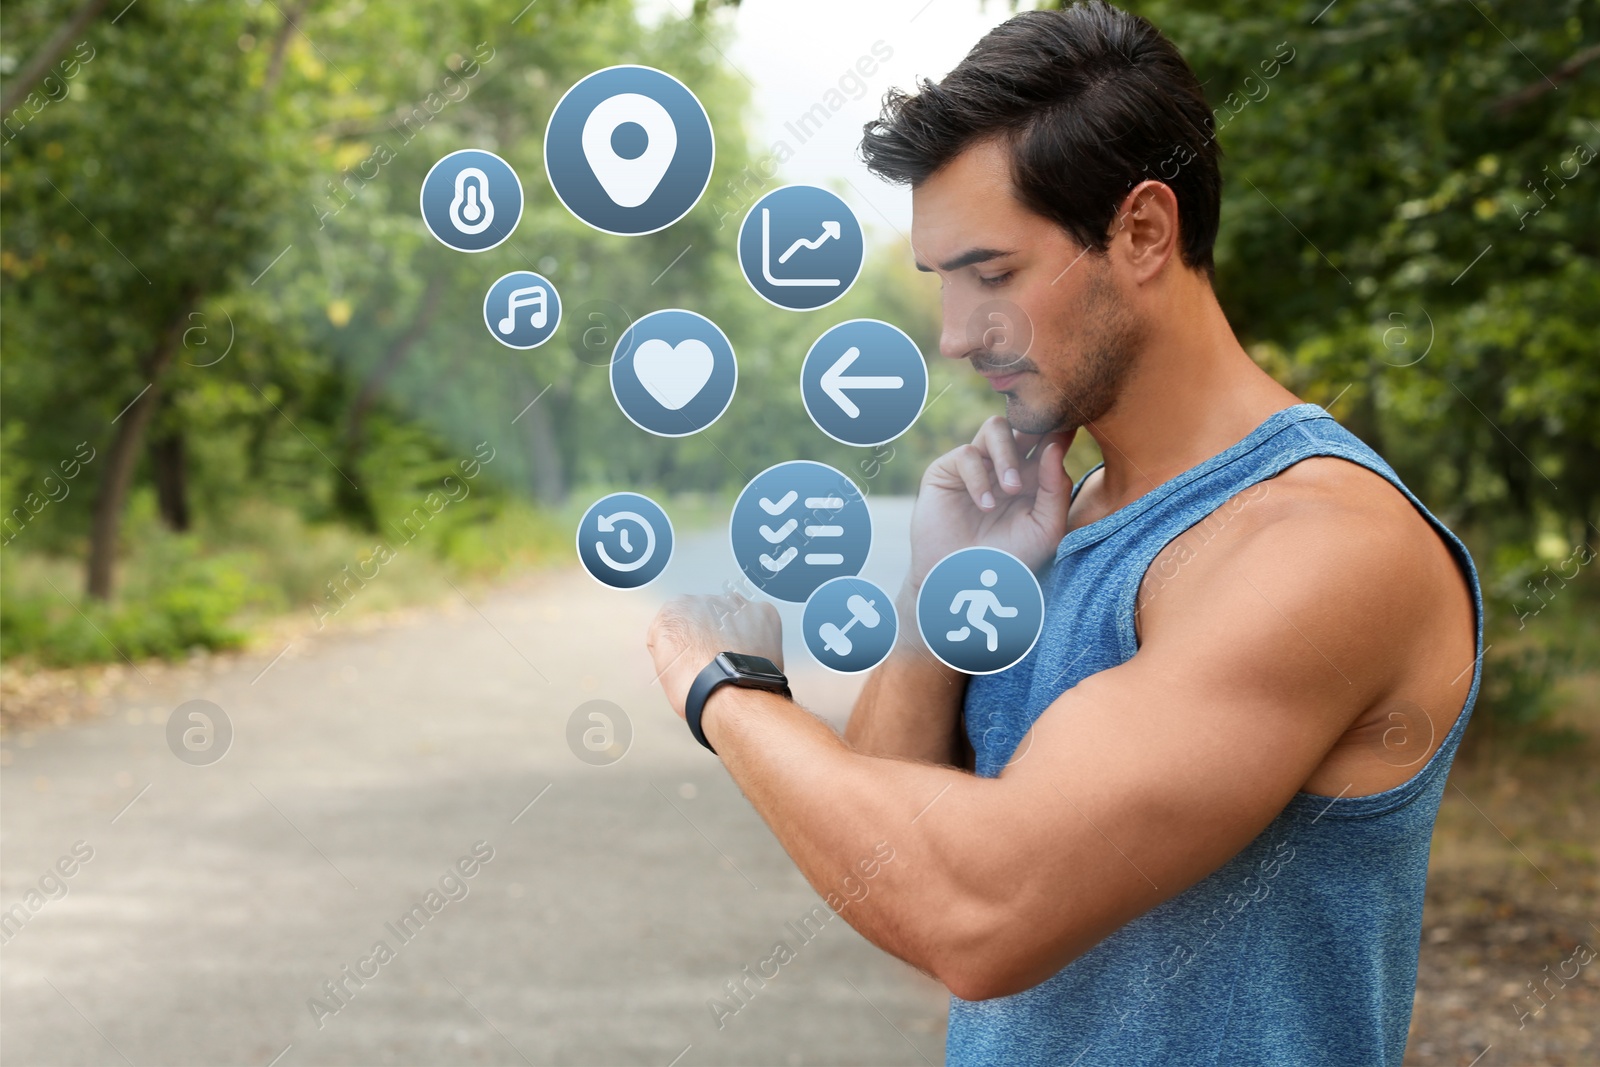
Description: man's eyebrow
xmin=913 ymin=247 xmax=1015 ymax=273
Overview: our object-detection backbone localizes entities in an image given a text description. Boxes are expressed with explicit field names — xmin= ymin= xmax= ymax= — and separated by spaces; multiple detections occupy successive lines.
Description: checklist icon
xmin=730 ymin=462 xmax=872 ymax=603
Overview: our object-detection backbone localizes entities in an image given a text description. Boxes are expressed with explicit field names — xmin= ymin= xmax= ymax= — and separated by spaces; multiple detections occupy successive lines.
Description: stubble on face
xmin=978 ymin=256 xmax=1146 ymax=436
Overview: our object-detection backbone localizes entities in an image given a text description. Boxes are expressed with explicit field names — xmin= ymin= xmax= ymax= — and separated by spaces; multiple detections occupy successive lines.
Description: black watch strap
xmin=685 ymin=652 xmax=790 ymax=755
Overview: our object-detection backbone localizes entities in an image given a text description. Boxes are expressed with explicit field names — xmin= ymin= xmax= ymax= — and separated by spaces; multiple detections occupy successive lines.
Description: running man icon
xmin=918 ymin=547 xmax=1044 ymax=674
xmin=945 ymin=569 xmax=1018 ymax=652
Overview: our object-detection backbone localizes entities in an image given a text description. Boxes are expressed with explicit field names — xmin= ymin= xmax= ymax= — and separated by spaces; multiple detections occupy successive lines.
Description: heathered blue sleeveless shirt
xmin=948 ymin=404 xmax=1482 ymax=1067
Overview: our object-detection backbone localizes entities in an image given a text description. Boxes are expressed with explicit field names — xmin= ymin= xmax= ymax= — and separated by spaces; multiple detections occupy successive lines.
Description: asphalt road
xmin=0 ymin=497 xmax=950 ymax=1066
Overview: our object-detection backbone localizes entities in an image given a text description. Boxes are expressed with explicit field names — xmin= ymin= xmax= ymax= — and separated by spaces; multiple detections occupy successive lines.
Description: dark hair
xmin=860 ymin=1 xmax=1220 ymax=276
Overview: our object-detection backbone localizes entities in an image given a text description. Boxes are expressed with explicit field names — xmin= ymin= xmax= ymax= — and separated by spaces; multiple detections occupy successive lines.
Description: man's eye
xmin=979 ymin=272 xmax=1013 ymax=287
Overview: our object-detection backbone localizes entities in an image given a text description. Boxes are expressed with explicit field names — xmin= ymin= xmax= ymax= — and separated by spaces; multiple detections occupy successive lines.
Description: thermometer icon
xmin=448 ymin=167 xmax=495 ymax=235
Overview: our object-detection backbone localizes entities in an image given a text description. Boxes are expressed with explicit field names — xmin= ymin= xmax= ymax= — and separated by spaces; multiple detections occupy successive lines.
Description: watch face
xmin=720 ymin=652 xmax=785 ymax=683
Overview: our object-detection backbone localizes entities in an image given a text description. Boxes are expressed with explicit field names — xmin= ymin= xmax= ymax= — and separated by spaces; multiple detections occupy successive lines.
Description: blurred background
xmin=1 ymin=0 xmax=1595 ymax=1064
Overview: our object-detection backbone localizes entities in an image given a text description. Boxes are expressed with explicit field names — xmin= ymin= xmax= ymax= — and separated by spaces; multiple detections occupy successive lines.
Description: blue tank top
xmin=948 ymin=403 xmax=1483 ymax=1067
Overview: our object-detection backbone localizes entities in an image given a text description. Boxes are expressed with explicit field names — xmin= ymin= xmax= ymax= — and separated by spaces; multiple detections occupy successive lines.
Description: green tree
xmin=3 ymin=0 xmax=306 ymax=596
xmin=1103 ymin=0 xmax=1599 ymax=558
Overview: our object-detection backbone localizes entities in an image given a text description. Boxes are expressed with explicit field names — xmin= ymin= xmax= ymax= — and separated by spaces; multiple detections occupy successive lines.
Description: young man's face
xmin=911 ymin=138 xmax=1145 ymax=435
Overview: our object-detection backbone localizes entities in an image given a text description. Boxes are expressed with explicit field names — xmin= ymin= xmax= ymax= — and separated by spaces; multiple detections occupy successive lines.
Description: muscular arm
xmin=651 ymin=485 xmax=1451 ymax=1001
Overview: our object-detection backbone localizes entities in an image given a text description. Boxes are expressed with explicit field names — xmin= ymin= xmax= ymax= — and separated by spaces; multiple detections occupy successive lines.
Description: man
xmin=646 ymin=3 xmax=1481 ymax=1063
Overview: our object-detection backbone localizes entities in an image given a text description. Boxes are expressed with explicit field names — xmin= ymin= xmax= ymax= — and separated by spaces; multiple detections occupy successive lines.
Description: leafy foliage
xmin=2 ymin=0 xmax=1594 ymax=724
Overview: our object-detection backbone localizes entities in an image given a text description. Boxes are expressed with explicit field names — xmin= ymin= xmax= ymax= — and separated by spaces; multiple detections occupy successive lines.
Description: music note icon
xmin=498 ymin=285 xmax=547 ymax=334
xmin=483 ymin=271 xmax=560 ymax=350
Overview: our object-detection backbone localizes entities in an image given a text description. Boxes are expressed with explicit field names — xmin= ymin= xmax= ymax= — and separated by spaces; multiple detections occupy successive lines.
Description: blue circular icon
xmin=577 ymin=492 xmax=673 ymax=589
xmin=917 ymin=547 xmax=1044 ymax=674
xmin=801 ymin=319 xmax=928 ymax=447
xmin=545 ymin=66 xmax=715 ymax=236
xmin=610 ymin=309 xmax=736 ymax=437
xmin=483 ymin=271 xmax=561 ymax=349
xmin=420 ymin=149 xmax=523 ymax=253
xmin=738 ymin=185 xmax=864 ymax=311
xmin=731 ymin=461 xmax=871 ymax=604
xmin=803 ymin=577 xmax=897 ymax=673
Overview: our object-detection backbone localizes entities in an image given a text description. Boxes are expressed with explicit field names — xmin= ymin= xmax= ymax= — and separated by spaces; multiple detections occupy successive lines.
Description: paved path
xmin=1 ymin=498 xmax=949 ymax=1066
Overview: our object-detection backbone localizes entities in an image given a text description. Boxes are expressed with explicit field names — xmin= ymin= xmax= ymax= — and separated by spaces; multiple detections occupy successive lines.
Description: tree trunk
xmin=78 ymin=0 xmax=300 ymax=595
xmin=262 ymin=4 xmax=304 ymax=93
xmin=86 ymin=301 xmax=193 ymax=599
xmin=345 ymin=276 xmax=446 ymax=439
xmin=149 ymin=422 xmax=191 ymax=532
xmin=335 ymin=275 xmax=445 ymax=528
xmin=0 ymin=0 xmax=108 ymax=112
xmin=519 ymin=387 xmax=566 ymax=505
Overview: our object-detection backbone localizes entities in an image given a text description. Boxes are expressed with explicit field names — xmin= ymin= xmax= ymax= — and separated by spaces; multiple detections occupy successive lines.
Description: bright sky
xmin=643 ymin=0 xmax=1035 ymax=239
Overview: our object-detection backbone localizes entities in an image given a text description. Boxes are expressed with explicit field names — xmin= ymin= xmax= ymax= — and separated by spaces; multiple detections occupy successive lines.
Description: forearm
xmin=842 ymin=580 xmax=970 ymax=764
xmin=701 ymin=684 xmax=995 ymax=988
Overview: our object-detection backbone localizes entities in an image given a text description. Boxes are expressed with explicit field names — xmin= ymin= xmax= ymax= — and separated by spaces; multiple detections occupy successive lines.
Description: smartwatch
xmin=685 ymin=652 xmax=790 ymax=754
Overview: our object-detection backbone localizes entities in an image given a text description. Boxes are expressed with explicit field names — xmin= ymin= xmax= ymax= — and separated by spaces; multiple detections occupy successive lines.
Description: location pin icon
xmin=581 ymin=93 xmax=679 ymax=209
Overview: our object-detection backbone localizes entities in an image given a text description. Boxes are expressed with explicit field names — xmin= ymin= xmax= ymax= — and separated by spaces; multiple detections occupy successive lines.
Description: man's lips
xmin=978 ymin=366 xmax=1026 ymax=390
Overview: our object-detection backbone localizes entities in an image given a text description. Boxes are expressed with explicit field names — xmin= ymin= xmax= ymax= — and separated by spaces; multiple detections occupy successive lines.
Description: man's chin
xmin=1001 ymin=393 xmax=1072 ymax=436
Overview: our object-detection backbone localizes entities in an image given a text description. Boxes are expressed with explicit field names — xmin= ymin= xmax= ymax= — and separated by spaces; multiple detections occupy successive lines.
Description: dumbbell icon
xmin=817 ymin=594 xmax=881 ymax=656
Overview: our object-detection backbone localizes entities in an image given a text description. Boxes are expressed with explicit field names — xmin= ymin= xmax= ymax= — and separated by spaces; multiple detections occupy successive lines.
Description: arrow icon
xmin=820 ymin=347 xmax=904 ymax=419
xmin=778 ymin=220 xmax=841 ymax=264
xmin=594 ymin=511 xmax=656 ymax=572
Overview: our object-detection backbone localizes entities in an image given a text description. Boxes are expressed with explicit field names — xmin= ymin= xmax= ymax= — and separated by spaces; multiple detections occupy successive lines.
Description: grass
xmin=0 ymin=490 xmax=574 ymax=670
xmin=0 ymin=484 xmax=742 ymax=675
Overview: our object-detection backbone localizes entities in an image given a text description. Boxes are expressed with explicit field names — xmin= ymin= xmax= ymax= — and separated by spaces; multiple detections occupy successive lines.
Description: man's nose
xmin=938 ymin=293 xmax=976 ymax=362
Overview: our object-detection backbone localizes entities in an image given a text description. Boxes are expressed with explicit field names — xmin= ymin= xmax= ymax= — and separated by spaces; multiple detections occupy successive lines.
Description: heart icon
xmin=632 ymin=338 xmax=715 ymax=411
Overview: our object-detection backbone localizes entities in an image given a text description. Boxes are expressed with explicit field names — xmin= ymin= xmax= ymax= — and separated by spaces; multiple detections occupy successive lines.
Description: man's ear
xmin=1110 ymin=180 xmax=1180 ymax=283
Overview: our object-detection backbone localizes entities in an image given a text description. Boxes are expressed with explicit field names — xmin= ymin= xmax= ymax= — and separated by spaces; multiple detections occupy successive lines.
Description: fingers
xmin=953 ymin=443 xmax=998 ymax=510
xmin=1030 ymin=430 xmax=1076 ymax=524
xmin=936 ymin=418 xmax=1076 ymax=512
xmin=972 ymin=416 xmax=1026 ymax=495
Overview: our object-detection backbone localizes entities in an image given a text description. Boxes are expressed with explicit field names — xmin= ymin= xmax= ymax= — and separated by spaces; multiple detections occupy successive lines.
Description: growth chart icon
xmin=738 ymin=185 xmax=864 ymax=311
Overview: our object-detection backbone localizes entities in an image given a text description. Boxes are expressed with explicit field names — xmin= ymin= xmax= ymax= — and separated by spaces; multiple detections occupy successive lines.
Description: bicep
xmin=965 ymin=528 xmax=1403 ymax=989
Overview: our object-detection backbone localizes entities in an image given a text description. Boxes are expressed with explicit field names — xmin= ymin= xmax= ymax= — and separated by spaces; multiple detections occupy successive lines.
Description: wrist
xmin=684 ymin=651 xmax=789 ymax=755
xmin=699 ymin=682 xmax=748 ymax=752
xmin=896 ymin=574 xmax=923 ymax=622
xmin=702 ymin=683 xmax=798 ymax=754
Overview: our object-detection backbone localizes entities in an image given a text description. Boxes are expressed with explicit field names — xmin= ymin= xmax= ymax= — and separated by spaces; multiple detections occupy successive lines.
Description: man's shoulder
xmin=1139 ymin=455 xmax=1468 ymax=680
xmin=1156 ymin=455 xmax=1445 ymax=577
xmin=1234 ymin=455 xmax=1446 ymax=566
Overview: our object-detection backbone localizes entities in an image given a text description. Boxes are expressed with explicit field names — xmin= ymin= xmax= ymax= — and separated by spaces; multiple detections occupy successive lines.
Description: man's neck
xmin=1080 ymin=282 xmax=1301 ymax=514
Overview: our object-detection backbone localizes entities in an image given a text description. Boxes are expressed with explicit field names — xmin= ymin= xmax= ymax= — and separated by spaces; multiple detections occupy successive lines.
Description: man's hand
xmin=646 ymin=592 xmax=784 ymax=720
xmin=908 ymin=416 xmax=1075 ymax=587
